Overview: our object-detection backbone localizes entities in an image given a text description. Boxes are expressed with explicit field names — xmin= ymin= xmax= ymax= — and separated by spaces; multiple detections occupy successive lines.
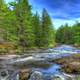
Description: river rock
xmin=19 ymin=69 xmax=31 ymax=80
xmin=29 ymin=71 xmax=44 ymax=80
xmin=0 ymin=70 xmax=9 ymax=80
xmin=51 ymin=75 xmax=65 ymax=80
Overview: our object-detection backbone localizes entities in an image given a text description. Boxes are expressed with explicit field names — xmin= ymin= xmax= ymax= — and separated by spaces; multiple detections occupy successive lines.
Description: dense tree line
xmin=0 ymin=0 xmax=80 ymax=53
xmin=55 ymin=23 xmax=80 ymax=46
xmin=0 ymin=0 xmax=55 ymax=52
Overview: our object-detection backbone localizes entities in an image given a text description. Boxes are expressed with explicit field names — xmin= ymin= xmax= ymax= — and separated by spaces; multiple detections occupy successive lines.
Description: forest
xmin=0 ymin=0 xmax=80 ymax=53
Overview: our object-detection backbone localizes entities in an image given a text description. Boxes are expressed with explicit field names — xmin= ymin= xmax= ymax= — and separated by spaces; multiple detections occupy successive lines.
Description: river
xmin=0 ymin=45 xmax=80 ymax=80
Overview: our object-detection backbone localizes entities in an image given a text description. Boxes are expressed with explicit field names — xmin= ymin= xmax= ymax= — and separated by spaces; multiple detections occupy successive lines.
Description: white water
xmin=0 ymin=45 xmax=80 ymax=80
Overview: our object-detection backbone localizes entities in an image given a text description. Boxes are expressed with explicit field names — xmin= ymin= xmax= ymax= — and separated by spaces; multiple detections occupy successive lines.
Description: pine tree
xmin=0 ymin=0 xmax=5 ymax=28
xmin=72 ymin=22 xmax=80 ymax=46
xmin=55 ymin=25 xmax=64 ymax=44
xmin=32 ymin=12 xmax=42 ymax=47
xmin=0 ymin=0 xmax=8 ymax=42
xmin=15 ymin=0 xmax=35 ymax=50
xmin=41 ymin=8 xmax=55 ymax=47
xmin=0 ymin=0 xmax=4 ymax=9
xmin=56 ymin=24 xmax=73 ymax=44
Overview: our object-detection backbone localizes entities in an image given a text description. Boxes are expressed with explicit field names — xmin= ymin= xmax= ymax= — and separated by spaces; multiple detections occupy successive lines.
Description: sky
xmin=5 ymin=0 xmax=80 ymax=29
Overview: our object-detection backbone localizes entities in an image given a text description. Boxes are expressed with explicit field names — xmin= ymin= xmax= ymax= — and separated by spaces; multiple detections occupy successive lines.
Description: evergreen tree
xmin=56 ymin=24 xmax=73 ymax=44
xmin=32 ymin=12 xmax=42 ymax=47
xmin=55 ymin=25 xmax=64 ymax=44
xmin=15 ymin=0 xmax=35 ymax=49
xmin=72 ymin=22 xmax=80 ymax=46
xmin=41 ymin=9 xmax=55 ymax=47
xmin=63 ymin=24 xmax=73 ymax=44
xmin=0 ymin=0 xmax=8 ymax=42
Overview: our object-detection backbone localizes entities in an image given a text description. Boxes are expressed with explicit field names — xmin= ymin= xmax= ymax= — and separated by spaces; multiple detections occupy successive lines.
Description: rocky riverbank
xmin=52 ymin=53 xmax=80 ymax=74
xmin=0 ymin=45 xmax=80 ymax=80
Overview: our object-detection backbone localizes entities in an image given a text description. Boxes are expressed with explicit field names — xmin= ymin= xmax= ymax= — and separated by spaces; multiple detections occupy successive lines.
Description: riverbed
xmin=0 ymin=45 xmax=80 ymax=80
